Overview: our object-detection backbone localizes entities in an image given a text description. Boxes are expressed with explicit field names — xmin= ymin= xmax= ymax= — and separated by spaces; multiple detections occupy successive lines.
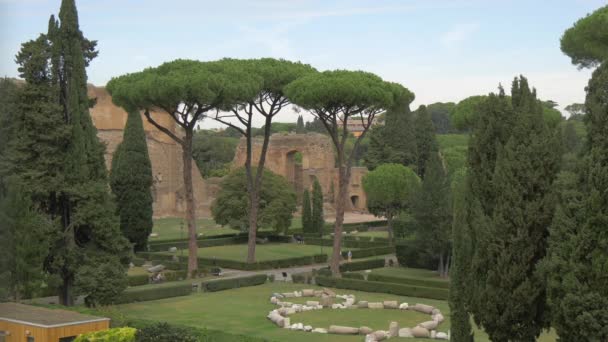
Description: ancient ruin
xmin=89 ymin=85 xmax=367 ymax=218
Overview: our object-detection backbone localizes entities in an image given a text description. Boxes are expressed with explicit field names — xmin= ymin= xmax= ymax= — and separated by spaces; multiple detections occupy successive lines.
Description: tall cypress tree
xmin=30 ymin=0 xmax=129 ymax=306
xmin=471 ymin=77 xmax=559 ymax=340
xmin=414 ymin=105 xmax=438 ymax=178
xmin=449 ymin=168 xmax=474 ymax=341
xmin=544 ymin=62 xmax=608 ymax=341
xmin=311 ymin=179 xmax=324 ymax=235
xmin=301 ymin=189 xmax=312 ymax=234
xmin=365 ymin=105 xmax=417 ymax=170
xmin=110 ymin=110 xmax=153 ymax=252
xmin=296 ymin=115 xmax=305 ymax=134
xmin=413 ymin=151 xmax=451 ymax=277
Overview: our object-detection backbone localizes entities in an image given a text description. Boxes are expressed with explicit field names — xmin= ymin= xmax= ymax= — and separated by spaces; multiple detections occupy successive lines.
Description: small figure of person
xmin=347 ymin=250 xmax=352 ymax=263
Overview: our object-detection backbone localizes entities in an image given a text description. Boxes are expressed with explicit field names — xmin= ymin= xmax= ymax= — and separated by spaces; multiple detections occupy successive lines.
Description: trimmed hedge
xmin=339 ymin=258 xmax=385 ymax=272
xmin=367 ymin=273 xmax=449 ymax=289
xmin=115 ymin=283 xmax=193 ymax=304
xmin=341 ymin=246 xmax=395 ymax=259
xmin=315 ymin=276 xmax=449 ymax=300
xmin=147 ymin=233 xmax=244 ymax=246
xmin=304 ymin=238 xmax=386 ymax=249
xmin=148 ymin=236 xmax=247 ymax=252
xmin=201 ymin=274 xmax=267 ymax=292
xmin=127 ymin=274 xmax=150 ymax=287
xmin=198 ymin=254 xmax=327 ymax=271
xmin=342 ymin=272 xmax=365 ymax=280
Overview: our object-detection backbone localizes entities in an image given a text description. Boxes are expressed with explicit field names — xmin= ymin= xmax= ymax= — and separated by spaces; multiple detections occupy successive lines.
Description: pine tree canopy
xmin=561 ymin=5 xmax=608 ymax=68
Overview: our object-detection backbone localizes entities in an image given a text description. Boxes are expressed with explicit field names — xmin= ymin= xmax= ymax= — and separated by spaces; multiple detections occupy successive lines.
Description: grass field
xmin=165 ymin=243 xmax=343 ymax=262
xmin=151 ymin=217 xmax=303 ymax=241
xmin=115 ymin=282 xmax=557 ymax=342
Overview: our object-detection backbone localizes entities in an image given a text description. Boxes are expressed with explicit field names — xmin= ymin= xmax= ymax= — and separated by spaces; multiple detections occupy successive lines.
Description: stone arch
xmin=350 ymin=195 xmax=360 ymax=209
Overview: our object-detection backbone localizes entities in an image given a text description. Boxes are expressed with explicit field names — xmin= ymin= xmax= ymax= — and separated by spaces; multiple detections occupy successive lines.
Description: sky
xmin=0 ymin=0 xmax=602 ymax=128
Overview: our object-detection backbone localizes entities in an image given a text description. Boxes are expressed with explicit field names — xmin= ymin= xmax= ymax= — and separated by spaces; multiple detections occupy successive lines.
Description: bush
xmin=128 ymin=274 xmax=150 ymax=287
xmin=339 ymin=258 xmax=385 ymax=272
xmin=135 ymin=323 xmax=197 ymax=342
xmin=317 ymin=268 xmax=332 ymax=277
xmin=315 ymin=276 xmax=449 ymax=300
xmin=75 ymin=327 xmax=136 ymax=342
xmin=291 ymin=272 xmax=313 ymax=284
xmin=342 ymin=246 xmax=395 ymax=259
xmin=342 ymin=272 xmax=365 ymax=280
xmin=202 ymin=274 xmax=267 ymax=292
xmin=395 ymin=241 xmax=437 ymax=269
xmin=115 ymin=283 xmax=192 ymax=304
xmin=367 ymin=273 xmax=449 ymax=289
xmin=198 ymin=254 xmax=327 ymax=270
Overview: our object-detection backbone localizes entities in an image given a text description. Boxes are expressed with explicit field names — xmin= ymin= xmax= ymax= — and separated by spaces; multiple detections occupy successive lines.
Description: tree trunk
xmin=330 ymin=161 xmax=349 ymax=276
xmin=59 ymin=196 xmax=75 ymax=306
xmin=387 ymin=214 xmax=394 ymax=246
xmin=246 ymin=192 xmax=258 ymax=263
xmin=182 ymin=132 xmax=198 ymax=278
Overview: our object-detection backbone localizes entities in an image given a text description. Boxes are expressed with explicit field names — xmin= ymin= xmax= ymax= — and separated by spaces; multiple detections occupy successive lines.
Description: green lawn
xmin=151 ymin=217 xmax=303 ymax=241
xmin=166 ymin=243 xmax=342 ymax=262
xmin=115 ymin=282 xmax=557 ymax=342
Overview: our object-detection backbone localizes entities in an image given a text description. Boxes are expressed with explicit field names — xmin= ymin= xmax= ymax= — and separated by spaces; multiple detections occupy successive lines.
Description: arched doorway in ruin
xmin=350 ymin=195 xmax=360 ymax=209
xmin=286 ymin=150 xmax=303 ymax=196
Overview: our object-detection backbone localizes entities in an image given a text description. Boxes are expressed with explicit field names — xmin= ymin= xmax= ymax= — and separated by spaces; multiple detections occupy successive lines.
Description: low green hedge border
xmin=339 ymin=258 xmax=385 ymax=272
xmin=196 ymin=253 xmax=327 ymax=270
xmin=115 ymin=283 xmax=193 ymax=304
xmin=201 ymin=274 xmax=268 ymax=292
xmin=127 ymin=270 xmax=188 ymax=287
xmin=367 ymin=273 xmax=449 ymax=290
xmin=304 ymin=238 xmax=387 ymax=249
xmin=341 ymin=246 xmax=395 ymax=259
xmin=315 ymin=276 xmax=449 ymax=300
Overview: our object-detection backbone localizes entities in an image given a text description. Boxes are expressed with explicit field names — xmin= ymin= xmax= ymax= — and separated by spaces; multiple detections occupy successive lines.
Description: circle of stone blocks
xmin=266 ymin=289 xmax=450 ymax=340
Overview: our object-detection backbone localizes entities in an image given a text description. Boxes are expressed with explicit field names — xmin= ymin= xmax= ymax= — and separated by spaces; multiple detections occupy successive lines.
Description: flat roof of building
xmin=0 ymin=302 xmax=109 ymax=328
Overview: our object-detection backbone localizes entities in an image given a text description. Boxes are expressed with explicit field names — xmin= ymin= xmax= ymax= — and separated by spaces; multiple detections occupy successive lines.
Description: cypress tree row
xmin=414 ymin=105 xmax=437 ymax=178
xmin=296 ymin=115 xmax=305 ymax=134
xmin=110 ymin=110 xmax=154 ymax=252
xmin=311 ymin=179 xmax=324 ymax=235
xmin=471 ymin=77 xmax=560 ymax=340
xmin=302 ymin=189 xmax=312 ymax=234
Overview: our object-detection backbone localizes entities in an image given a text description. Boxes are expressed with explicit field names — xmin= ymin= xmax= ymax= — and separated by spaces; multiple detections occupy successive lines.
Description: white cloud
xmin=440 ymin=23 xmax=479 ymax=48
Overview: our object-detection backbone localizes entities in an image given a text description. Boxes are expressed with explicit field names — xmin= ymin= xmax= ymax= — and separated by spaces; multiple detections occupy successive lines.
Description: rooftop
xmin=0 ymin=303 xmax=109 ymax=328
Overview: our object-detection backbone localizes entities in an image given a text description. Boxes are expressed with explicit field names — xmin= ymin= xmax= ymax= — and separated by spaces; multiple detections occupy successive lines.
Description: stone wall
xmin=88 ymin=85 xmax=210 ymax=218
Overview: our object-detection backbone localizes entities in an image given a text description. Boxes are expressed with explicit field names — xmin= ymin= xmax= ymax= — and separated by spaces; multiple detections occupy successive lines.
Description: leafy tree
xmin=449 ymin=168 xmax=474 ymax=341
xmin=286 ymin=70 xmax=411 ymax=275
xmin=192 ymin=130 xmax=238 ymax=178
xmin=414 ymin=105 xmax=438 ymax=178
xmin=110 ymin=110 xmax=153 ymax=252
xmin=363 ymin=163 xmax=420 ymax=244
xmin=301 ymin=189 xmax=312 ymax=234
xmin=470 ymin=77 xmax=560 ymax=340
xmin=364 ymin=102 xmax=417 ymax=170
xmin=413 ymin=152 xmax=451 ymax=277
xmin=427 ymin=102 xmax=456 ymax=133
xmin=0 ymin=178 xmax=52 ymax=302
xmin=562 ymin=120 xmax=580 ymax=154
xmin=108 ymin=59 xmax=258 ymax=276
xmin=565 ymin=103 xmax=586 ymax=120
xmin=561 ymin=5 xmax=608 ymax=68
xmin=6 ymin=0 xmax=130 ymax=306
xmin=296 ymin=115 xmax=305 ymax=133
xmin=451 ymin=95 xmax=487 ymax=130
xmin=311 ymin=179 xmax=324 ymax=235
xmin=212 ymin=168 xmax=296 ymax=234
xmin=305 ymin=117 xmax=326 ymax=134
xmin=208 ymin=58 xmax=316 ymax=263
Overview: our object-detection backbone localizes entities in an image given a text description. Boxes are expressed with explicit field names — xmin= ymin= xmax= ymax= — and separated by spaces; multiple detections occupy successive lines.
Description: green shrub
xmin=202 ymin=274 xmax=267 ymax=292
xmin=315 ymin=276 xmax=449 ymax=300
xmin=342 ymin=272 xmax=365 ymax=280
xmin=342 ymin=246 xmax=395 ymax=259
xmin=339 ymin=258 xmax=385 ymax=272
xmin=198 ymin=254 xmax=327 ymax=270
xmin=128 ymin=274 xmax=150 ymax=287
xmin=291 ymin=272 xmax=313 ymax=284
xmin=367 ymin=273 xmax=449 ymax=289
xmin=75 ymin=327 xmax=136 ymax=342
xmin=395 ymin=241 xmax=437 ymax=269
xmin=115 ymin=283 xmax=192 ymax=304
xmin=135 ymin=323 xmax=197 ymax=342
xmin=317 ymin=268 xmax=332 ymax=277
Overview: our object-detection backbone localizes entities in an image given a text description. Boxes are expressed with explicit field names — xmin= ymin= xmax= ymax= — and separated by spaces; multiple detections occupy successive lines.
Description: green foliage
xmin=363 ymin=164 xmax=420 ymax=242
xmin=470 ymin=77 xmax=560 ymax=341
xmin=305 ymin=117 xmax=326 ymax=134
xmin=196 ymin=254 xmax=327 ymax=271
xmin=202 ymin=274 xmax=267 ymax=292
xmin=414 ymin=105 xmax=438 ymax=178
xmin=451 ymin=95 xmax=487 ymax=130
xmin=367 ymin=273 xmax=449 ymax=290
xmin=135 ymin=323 xmax=197 ymax=342
xmin=0 ymin=178 xmax=52 ymax=301
xmin=561 ymin=120 xmax=581 ymax=154
xmin=110 ymin=110 xmax=153 ymax=252
xmin=565 ymin=102 xmax=586 ymax=119
xmin=544 ymin=61 xmax=608 ymax=341
xmin=212 ymin=168 xmax=296 ymax=233
xmin=311 ymin=179 xmax=324 ymax=234
xmin=192 ymin=130 xmax=238 ymax=178
xmin=338 ymin=258 xmax=385 ymax=272
xmin=75 ymin=327 xmax=136 ymax=342
xmin=301 ymin=189 xmax=312 ymax=234
xmin=413 ymin=151 xmax=452 ymax=277
xmin=427 ymin=102 xmax=457 ymax=133
xmin=315 ymin=276 xmax=449 ymax=300
xmin=561 ymin=5 xmax=608 ymax=68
